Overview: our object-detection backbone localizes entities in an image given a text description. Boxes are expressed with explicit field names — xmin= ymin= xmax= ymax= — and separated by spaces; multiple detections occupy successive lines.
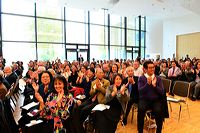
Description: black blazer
xmin=123 ymin=76 xmax=139 ymax=103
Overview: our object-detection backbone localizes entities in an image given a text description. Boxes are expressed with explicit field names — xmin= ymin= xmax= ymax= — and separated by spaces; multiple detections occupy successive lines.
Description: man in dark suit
xmin=122 ymin=66 xmax=139 ymax=125
xmin=78 ymin=54 xmax=84 ymax=63
xmin=3 ymin=66 xmax=18 ymax=90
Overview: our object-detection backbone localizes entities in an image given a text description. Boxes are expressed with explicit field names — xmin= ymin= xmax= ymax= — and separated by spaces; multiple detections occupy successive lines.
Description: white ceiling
xmin=32 ymin=0 xmax=200 ymax=19
xmin=57 ymin=0 xmax=200 ymax=19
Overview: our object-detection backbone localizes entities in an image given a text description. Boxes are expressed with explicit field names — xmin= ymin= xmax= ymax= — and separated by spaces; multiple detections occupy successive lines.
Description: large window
xmin=1 ymin=0 xmax=146 ymax=63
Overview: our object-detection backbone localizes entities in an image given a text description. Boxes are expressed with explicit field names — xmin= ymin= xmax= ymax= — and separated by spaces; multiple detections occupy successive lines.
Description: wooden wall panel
xmin=176 ymin=32 xmax=200 ymax=60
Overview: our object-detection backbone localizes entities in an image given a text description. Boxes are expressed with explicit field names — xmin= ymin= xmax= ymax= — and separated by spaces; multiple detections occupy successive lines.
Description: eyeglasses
xmin=148 ymin=66 xmax=155 ymax=69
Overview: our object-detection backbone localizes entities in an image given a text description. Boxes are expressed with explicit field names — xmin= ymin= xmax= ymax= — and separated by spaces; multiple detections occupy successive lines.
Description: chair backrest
xmin=161 ymin=78 xmax=172 ymax=93
xmin=172 ymin=81 xmax=190 ymax=97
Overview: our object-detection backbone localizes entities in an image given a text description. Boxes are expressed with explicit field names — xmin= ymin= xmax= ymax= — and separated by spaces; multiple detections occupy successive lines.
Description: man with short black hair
xmin=137 ymin=60 xmax=165 ymax=133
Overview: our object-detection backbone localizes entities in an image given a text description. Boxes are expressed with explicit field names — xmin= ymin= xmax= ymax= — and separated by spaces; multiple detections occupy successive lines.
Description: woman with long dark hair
xmin=40 ymin=75 xmax=75 ymax=132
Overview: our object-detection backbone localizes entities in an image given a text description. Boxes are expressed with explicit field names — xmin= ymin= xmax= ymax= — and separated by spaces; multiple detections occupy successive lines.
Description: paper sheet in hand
xmin=27 ymin=109 xmax=39 ymax=117
xmin=92 ymin=104 xmax=110 ymax=111
xmin=22 ymin=102 xmax=39 ymax=110
xmin=26 ymin=119 xmax=43 ymax=127
xmin=76 ymin=95 xmax=86 ymax=99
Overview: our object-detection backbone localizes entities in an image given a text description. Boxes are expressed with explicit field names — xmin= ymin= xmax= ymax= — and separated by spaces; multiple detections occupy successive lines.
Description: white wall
xmin=146 ymin=17 xmax=163 ymax=59
xmin=163 ymin=14 xmax=200 ymax=59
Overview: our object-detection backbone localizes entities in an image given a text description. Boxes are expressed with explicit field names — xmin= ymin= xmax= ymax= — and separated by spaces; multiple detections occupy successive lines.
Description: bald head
xmin=126 ymin=66 xmax=134 ymax=77
xmin=95 ymin=68 xmax=104 ymax=80
xmin=103 ymin=63 xmax=110 ymax=72
xmin=4 ymin=66 xmax=12 ymax=77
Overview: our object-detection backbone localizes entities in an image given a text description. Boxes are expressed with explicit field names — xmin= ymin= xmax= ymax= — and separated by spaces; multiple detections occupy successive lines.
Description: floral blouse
xmin=40 ymin=92 xmax=74 ymax=132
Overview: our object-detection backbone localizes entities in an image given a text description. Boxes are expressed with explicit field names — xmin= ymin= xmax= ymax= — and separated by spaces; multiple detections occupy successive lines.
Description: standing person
xmin=78 ymin=54 xmax=84 ymax=63
xmin=95 ymin=73 xmax=129 ymax=133
xmin=40 ymin=75 xmax=76 ymax=133
xmin=137 ymin=60 xmax=165 ymax=133
xmin=122 ymin=66 xmax=139 ymax=125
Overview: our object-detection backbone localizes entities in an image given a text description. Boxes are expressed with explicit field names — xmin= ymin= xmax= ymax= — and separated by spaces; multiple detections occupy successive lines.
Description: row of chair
xmin=5 ymin=77 xmax=20 ymax=112
xmin=161 ymin=78 xmax=190 ymax=122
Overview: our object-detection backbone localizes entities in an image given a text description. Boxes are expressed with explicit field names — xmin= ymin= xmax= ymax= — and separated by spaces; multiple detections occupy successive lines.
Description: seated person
xmin=3 ymin=66 xmax=18 ymax=88
xmin=159 ymin=62 xmax=169 ymax=78
xmin=68 ymin=65 xmax=78 ymax=87
xmin=95 ymin=73 xmax=129 ymax=133
xmin=191 ymin=61 xmax=200 ymax=101
xmin=18 ymin=71 xmax=54 ymax=126
xmin=32 ymin=71 xmax=53 ymax=109
xmin=168 ymin=61 xmax=181 ymax=95
xmin=109 ymin=64 xmax=119 ymax=85
xmin=79 ymin=68 xmax=95 ymax=100
xmin=0 ymin=74 xmax=7 ymax=100
xmin=75 ymin=68 xmax=110 ymax=132
xmin=0 ymin=70 xmax=11 ymax=90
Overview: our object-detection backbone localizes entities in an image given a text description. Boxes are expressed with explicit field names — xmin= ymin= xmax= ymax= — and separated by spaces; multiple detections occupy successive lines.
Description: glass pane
xmin=2 ymin=15 xmax=35 ymax=41
xmin=110 ymin=14 xmax=124 ymax=27
xmin=135 ymin=31 xmax=139 ymax=46
xmin=141 ymin=31 xmax=145 ymax=47
xmin=141 ymin=17 xmax=145 ymax=30
xmin=66 ymin=7 xmax=87 ymax=22
xmin=90 ymin=45 xmax=108 ymax=61
xmin=90 ymin=10 xmax=107 ymax=25
xmin=127 ymin=30 xmax=135 ymax=46
xmin=90 ymin=25 xmax=107 ymax=44
xmin=66 ymin=22 xmax=87 ymax=44
xmin=110 ymin=27 xmax=124 ymax=46
xmin=127 ymin=16 xmax=136 ymax=29
xmin=37 ymin=18 xmax=63 ymax=43
xmin=2 ymin=0 xmax=34 ymax=16
xmin=127 ymin=52 xmax=132 ymax=60
xmin=136 ymin=17 xmax=139 ymax=30
xmin=141 ymin=47 xmax=145 ymax=59
xmin=67 ymin=51 xmax=77 ymax=62
xmin=37 ymin=2 xmax=63 ymax=19
xmin=133 ymin=53 xmax=138 ymax=60
xmin=110 ymin=46 xmax=125 ymax=60
xmin=37 ymin=43 xmax=65 ymax=61
xmin=3 ymin=42 xmax=36 ymax=65
xmin=78 ymin=45 xmax=88 ymax=49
